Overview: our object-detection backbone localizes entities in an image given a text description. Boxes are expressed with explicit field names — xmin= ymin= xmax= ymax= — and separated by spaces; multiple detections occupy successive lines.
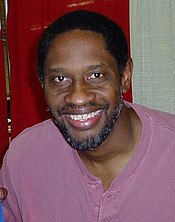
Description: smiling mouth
xmin=67 ymin=110 xmax=102 ymax=122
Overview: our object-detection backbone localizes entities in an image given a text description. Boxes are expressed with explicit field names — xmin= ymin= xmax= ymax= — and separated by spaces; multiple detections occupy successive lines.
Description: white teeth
xmin=69 ymin=110 xmax=101 ymax=121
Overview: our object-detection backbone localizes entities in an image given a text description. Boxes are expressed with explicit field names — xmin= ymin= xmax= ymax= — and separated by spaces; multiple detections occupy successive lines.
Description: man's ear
xmin=121 ymin=58 xmax=133 ymax=93
xmin=39 ymin=79 xmax=44 ymax=88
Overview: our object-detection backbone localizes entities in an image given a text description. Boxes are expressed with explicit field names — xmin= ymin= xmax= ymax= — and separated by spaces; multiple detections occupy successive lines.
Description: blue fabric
xmin=0 ymin=203 xmax=4 ymax=222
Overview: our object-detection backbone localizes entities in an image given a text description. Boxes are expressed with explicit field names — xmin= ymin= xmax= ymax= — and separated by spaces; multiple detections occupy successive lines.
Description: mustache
xmin=56 ymin=101 xmax=109 ymax=116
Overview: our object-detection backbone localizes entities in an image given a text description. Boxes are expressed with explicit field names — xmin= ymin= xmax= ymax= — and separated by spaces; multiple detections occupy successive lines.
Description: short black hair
xmin=37 ymin=10 xmax=129 ymax=82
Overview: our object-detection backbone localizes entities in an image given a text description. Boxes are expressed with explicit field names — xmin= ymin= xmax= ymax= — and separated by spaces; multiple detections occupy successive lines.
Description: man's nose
xmin=64 ymin=81 xmax=96 ymax=106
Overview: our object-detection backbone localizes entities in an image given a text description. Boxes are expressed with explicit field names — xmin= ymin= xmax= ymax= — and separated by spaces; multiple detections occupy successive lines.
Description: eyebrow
xmin=86 ymin=63 xmax=106 ymax=70
xmin=48 ymin=67 xmax=65 ymax=73
xmin=47 ymin=63 xmax=106 ymax=74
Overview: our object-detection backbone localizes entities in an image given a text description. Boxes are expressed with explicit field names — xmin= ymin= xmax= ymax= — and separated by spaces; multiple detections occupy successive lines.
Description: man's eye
xmin=53 ymin=75 xmax=69 ymax=82
xmin=88 ymin=73 xmax=103 ymax=79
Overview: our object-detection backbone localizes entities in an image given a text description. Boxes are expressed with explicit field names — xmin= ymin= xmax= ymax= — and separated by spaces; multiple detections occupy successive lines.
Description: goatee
xmin=52 ymin=86 xmax=123 ymax=151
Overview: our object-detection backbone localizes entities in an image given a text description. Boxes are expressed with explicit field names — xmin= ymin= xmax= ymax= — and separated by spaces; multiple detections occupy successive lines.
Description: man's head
xmin=37 ymin=10 xmax=129 ymax=83
xmin=37 ymin=10 xmax=132 ymax=151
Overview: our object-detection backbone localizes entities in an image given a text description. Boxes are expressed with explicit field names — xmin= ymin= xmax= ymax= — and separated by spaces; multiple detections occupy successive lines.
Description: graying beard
xmin=52 ymin=85 xmax=123 ymax=151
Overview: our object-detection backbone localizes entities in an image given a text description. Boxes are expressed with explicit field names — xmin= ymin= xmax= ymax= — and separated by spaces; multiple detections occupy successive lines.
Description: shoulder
xmin=125 ymin=101 xmax=175 ymax=130
xmin=13 ymin=119 xmax=56 ymax=140
xmin=11 ymin=119 xmax=63 ymax=146
xmin=5 ymin=119 xmax=69 ymax=167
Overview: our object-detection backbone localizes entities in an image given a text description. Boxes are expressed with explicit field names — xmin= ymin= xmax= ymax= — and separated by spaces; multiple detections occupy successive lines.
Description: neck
xmin=78 ymin=105 xmax=142 ymax=190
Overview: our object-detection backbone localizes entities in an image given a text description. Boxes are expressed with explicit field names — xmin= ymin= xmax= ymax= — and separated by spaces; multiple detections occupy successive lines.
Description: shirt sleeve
xmin=0 ymin=152 xmax=22 ymax=222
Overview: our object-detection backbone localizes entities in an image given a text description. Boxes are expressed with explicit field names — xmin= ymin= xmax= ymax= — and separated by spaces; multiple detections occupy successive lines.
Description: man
xmin=1 ymin=10 xmax=175 ymax=221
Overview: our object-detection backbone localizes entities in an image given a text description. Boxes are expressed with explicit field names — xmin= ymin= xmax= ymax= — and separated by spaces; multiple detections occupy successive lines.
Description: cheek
xmin=45 ymin=90 xmax=63 ymax=110
xmin=103 ymin=85 xmax=120 ymax=101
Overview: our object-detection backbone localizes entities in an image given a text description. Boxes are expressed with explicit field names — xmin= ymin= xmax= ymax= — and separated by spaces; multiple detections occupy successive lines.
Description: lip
xmin=64 ymin=109 xmax=103 ymax=130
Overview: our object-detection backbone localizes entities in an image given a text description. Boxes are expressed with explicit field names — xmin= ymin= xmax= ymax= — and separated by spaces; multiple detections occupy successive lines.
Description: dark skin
xmin=0 ymin=31 xmax=141 ymax=201
xmin=78 ymin=106 xmax=141 ymax=190
xmin=44 ymin=30 xmax=142 ymax=191
xmin=0 ymin=187 xmax=7 ymax=202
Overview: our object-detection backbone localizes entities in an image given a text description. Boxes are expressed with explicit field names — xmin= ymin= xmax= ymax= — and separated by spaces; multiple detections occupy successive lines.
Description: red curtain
xmin=7 ymin=0 xmax=131 ymax=139
xmin=0 ymin=15 xmax=9 ymax=165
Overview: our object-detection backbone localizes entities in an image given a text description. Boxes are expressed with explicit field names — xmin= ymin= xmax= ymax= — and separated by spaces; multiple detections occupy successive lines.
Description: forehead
xmin=45 ymin=30 xmax=117 ymax=70
xmin=49 ymin=29 xmax=106 ymax=54
xmin=52 ymin=29 xmax=105 ymax=43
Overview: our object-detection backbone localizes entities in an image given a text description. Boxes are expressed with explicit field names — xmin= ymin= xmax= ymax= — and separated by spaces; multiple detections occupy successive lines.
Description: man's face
xmin=44 ymin=30 xmax=125 ymax=151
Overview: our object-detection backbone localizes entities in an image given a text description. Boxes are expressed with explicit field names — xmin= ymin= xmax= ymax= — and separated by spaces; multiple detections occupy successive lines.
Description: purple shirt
xmin=1 ymin=102 xmax=175 ymax=221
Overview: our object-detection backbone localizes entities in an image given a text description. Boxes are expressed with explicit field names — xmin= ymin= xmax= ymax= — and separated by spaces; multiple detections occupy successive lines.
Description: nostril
xmin=64 ymin=86 xmax=96 ymax=106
